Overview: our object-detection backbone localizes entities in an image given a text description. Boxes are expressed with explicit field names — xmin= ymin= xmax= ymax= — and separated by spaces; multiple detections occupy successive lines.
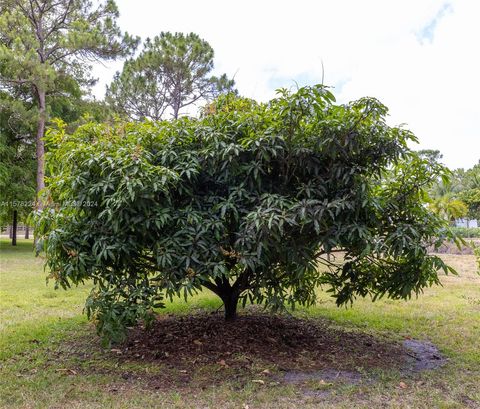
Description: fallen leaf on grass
xmin=399 ymin=382 xmax=408 ymax=389
xmin=252 ymin=379 xmax=265 ymax=385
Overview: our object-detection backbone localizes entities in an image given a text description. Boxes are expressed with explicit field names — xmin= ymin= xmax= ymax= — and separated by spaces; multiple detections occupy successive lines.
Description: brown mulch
xmin=118 ymin=311 xmax=405 ymax=374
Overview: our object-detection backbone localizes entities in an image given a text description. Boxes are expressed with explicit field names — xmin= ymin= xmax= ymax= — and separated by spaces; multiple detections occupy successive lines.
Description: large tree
xmin=0 ymin=0 xmax=137 ymax=201
xmin=36 ymin=86 xmax=460 ymax=344
xmin=106 ymin=32 xmax=235 ymax=121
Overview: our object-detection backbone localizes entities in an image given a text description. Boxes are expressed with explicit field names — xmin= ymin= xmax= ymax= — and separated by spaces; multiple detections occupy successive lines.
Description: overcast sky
xmin=92 ymin=0 xmax=480 ymax=170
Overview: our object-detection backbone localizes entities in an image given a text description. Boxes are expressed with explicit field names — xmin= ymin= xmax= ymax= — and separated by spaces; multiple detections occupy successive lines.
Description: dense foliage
xmin=0 ymin=82 xmax=114 ymax=242
xmin=457 ymin=188 xmax=480 ymax=221
xmin=429 ymin=160 xmax=480 ymax=222
xmin=36 ymin=86 xmax=460 ymax=343
xmin=0 ymin=91 xmax=36 ymax=232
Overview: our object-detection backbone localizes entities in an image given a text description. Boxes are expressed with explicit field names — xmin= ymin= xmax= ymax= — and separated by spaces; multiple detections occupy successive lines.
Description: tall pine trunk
xmin=36 ymin=88 xmax=46 ymax=205
xmin=12 ymin=210 xmax=17 ymax=246
xmin=33 ymin=87 xmax=46 ymax=246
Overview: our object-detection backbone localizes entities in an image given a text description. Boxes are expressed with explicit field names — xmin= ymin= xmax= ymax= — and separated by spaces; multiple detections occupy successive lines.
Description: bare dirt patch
xmin=403 ymin=339 xmax=447 ymax=372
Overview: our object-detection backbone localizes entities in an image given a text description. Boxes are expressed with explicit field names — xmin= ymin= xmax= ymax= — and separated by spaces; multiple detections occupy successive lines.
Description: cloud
xmin=416 ymin=2 xmax=453 ymax=44
xmin=92 ymin=0 xmax=479 ymax=169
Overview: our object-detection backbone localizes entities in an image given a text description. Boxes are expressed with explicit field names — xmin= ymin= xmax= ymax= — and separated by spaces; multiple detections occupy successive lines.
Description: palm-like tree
xmin=430 ymin=196 xmax=468 ymax=224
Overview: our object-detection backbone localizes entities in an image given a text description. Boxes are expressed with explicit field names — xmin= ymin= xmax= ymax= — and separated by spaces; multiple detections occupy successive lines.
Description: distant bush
xmin=450 ymin=227 xmax=480 ymax=238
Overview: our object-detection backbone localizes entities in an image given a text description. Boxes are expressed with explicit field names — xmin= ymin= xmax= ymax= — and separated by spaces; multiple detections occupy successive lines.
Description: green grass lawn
xmin=1 ymin=238 xmax=479 ymax=408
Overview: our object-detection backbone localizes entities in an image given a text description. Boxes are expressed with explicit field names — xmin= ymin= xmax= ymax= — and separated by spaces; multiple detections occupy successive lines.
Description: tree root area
xmin=99 ymin=312 xmax=448 ymax=391
xmin=119 ymin=312 xmax=407 ymax=372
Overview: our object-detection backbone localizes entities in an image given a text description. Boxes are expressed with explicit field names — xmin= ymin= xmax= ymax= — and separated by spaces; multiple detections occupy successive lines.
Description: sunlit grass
xmin=1 ymin=238 xmax=479 ymax=408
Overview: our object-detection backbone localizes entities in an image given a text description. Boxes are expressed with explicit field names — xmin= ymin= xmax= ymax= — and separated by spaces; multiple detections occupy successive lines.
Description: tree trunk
xmin=25 ymin=225 xmax=29 ymax=239
xmin=172 ymin=80 xmax=181 ymax=119
xmin=202 ymin=273 xmax=249 ymax=321
xmin=12 ymin=210 xmax=17 ymax=246
xmin=173 ymin=100 xmax=180 ymax=119
xmin=221 ymin=290 xmax=239 ymax=321
xmin=36 ymin=88 xmax=46 ymax=206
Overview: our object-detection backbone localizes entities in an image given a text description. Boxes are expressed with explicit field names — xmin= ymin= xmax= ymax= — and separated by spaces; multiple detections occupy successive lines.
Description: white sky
xmin=92 ymin=0 xmax=480 ymax=170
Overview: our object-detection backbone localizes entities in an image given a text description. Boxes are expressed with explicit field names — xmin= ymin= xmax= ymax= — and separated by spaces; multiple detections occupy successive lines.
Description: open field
xmin=0 ymin=239 xmax=479 ymax=408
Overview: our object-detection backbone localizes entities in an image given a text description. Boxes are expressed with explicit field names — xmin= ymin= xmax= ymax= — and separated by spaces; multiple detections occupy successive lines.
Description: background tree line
xmin=0 ymin=0 xmax=235 ymax=245
xmin=419 ymin=150 xmax=480 ymax=226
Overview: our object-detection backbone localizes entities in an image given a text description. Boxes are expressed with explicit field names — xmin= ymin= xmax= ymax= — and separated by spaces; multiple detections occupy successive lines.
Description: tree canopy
xmin=106 ymin=32 xmax=235 ymax=121
xmin=36 ymin=85 xmax=459 ymax=343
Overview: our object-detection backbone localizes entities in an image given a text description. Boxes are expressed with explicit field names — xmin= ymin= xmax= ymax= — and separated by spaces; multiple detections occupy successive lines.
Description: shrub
xmin=450 ymin=227 xmax=480 ymax=238
xmin=36 ymin=86 xmax=460 ymax=343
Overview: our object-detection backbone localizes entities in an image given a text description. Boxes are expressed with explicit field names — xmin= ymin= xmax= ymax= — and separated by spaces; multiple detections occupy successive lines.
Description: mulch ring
xmin=109 ymin=311 xmax=414 ymax=390
xmin=119 ymin=312 xmax=404 ymax=371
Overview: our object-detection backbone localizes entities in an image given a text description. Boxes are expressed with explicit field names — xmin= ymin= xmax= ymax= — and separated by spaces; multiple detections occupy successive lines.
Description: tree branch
xmin=200 ymin=279 xmax=220 ymax=295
